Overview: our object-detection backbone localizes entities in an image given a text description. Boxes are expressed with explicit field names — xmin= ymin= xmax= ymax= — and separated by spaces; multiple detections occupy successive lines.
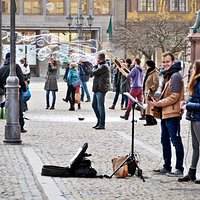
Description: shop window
xmin=94 ymin=0 xmax=110 ymax=15
xmin=170 ymin=0 xmax=188 ymax=12
xmin=138 ymin=0 xmax=156 ymax=12
xmin=71 ymin=0 xmax=87 ymax=15
xmin=24 ymin=0 xmax=41 ymax=14
xmin=47 ymin=0 xmax=64 ymax=15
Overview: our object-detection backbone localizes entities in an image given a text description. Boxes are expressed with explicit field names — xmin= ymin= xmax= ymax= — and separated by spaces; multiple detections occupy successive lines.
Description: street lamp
xmin=0 ymin=0 xmax=2 ymax=65
xmin=4 ymin=0 xmax=21 ymax=144
xmin=66 ymin=14 xmax=94 ymax=41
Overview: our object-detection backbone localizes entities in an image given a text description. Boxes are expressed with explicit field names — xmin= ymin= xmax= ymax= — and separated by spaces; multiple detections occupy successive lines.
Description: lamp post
xmin=4 ymin=0 xmax=21 ymax=144
xmin=0 ymin=0 xmax=2 ymax=66
xmin=66 ymin=0 xmax=94 ymax=41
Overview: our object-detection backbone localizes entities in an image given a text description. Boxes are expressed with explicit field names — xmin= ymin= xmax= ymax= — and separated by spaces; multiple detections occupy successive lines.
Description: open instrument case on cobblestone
xmin=41 ymin=143 xmax=97 ymax=177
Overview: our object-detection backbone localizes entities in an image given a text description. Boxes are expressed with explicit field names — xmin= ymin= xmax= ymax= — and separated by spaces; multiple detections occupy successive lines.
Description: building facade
xmin=2 ymin=0 xmax=125 ymax=76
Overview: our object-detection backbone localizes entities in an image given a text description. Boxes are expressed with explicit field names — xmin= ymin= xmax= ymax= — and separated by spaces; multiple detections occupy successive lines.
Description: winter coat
xmin=186 ymin=76 xmax=200 ymax=121
xmin=156 ymin=62 xmax=185 ymax=119
xmin=120 ymin=74 xmax=130 ymax=94
xmin=67 ymin=68 xmax=79 ymax=87
xmin=44 ymin=62 xmax=58 ymax=91
xmin=92 ymin=61 xmax=110 ymax=93
xmin=0 ymin=58 xmax=26 ymax=94
xmin=143 ymin=69 xmax=159 ymax=115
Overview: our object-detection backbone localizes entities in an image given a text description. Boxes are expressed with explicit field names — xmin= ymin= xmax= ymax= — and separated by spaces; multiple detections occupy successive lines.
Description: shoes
xmin=50 ymin=107 xmax=55 ymax=110
xmin=109 ymin=105 xmax=115 ymax=110
xmin=85 ymin=99 xmax=91 ymax=102
xmin=153 ymin=167 xmax=171 ymax=174
xmin=121 ymin=107 xmax=127 ymax=110
xmin=46 ymin=106 xmax=50 ymax=109
xmin=139 ymin=116 xmax=146 ymax=120
xmin=194 ymin=180 xmax=200 ymax=184
xmin=63 ymin=98 xmax=68 ymax=103
xmin=92 ymin=124 xmax=99 ymax=128
xmin=95 ymin=125 xmax=105 ymax=130
xmin=120 ymin=115 xmax=128 ymax=120
xmin=166 ymin=169 xmax=183 ymax=177
xmin=21 ymin=128 xmax=27 ymax=133
xmin=69 ymin=107 xmax=75 ymax=111
xmin=143 ymin=123 xmax=156 ymax=126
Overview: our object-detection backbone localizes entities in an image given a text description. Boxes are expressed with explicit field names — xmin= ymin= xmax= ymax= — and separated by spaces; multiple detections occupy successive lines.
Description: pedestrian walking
xmin=66 ymin=62 xmax=79 ymax=111
xmin=78 ymin=60 xmax=92 ymax=102
xmin=178 ymin=60 xmax=200 ymax=183
xmin=44 ymin=58 xmax=58 ymax=109
xmin=120 ymin=58 xmax=143 ymax=120
xmin=109 ymin=59 xmax=124 ymax=110
xmin=148 ymin=52 xmax=185 ymax=177
xmin=92 ymin=53 xmax=110 ymax=130
xmin=143 ymin=60 xmax=159 ymax=126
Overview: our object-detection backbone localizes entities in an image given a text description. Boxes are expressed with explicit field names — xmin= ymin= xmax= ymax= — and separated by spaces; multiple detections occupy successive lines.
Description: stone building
xmin=1 ymin=0 xmax=126 ymax=77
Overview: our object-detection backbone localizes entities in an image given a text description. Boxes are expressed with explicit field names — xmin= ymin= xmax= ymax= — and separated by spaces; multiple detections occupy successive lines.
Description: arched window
xmin=138 ymin=0 xmax=156 ymax=12
xmin=170 ymin=0 xmax=188 ymax=12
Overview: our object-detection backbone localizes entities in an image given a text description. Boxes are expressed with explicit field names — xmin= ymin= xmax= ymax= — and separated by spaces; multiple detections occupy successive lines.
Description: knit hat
xmin=5 ymin=53 xmax=10 ymax=59
xmin=146 ymin=60 xmax=155 ymax=68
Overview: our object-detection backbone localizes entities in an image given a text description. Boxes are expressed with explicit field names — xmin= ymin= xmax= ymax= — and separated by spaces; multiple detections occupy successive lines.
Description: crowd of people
xmin=1 ymin=51 xmax=200 ymax=183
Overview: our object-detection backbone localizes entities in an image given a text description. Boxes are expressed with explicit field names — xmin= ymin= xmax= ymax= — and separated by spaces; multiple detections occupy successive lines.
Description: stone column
xmin=187 ymin=31 xmax=200 ymax=64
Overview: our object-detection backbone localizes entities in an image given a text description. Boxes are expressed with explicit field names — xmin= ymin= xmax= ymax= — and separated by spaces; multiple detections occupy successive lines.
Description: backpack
xmin=82 ymin=62 xmax=93 ymax=76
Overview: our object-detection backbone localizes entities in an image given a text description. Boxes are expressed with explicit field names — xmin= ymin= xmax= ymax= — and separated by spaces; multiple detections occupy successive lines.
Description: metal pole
xmin=4 ymin=0 xmax=21 ymax=144
xmin=78 ymin=0 xmax=82 ymax=40
xmin=0 ymin=0 xmax=2 ymax=66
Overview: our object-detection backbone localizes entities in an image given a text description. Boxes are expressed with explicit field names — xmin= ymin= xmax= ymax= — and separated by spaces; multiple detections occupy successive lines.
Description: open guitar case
xmin=41 ymin=143 xmax=97 ymax=178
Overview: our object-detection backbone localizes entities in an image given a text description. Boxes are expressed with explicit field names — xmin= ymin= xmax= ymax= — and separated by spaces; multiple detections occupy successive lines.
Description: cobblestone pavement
xmin=0 ymin=77 xmax=200 ymax=200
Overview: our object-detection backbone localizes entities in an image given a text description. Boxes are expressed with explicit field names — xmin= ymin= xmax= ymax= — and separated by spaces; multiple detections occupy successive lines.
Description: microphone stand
xmin=104 ymin=93 xmax=145 ymax=181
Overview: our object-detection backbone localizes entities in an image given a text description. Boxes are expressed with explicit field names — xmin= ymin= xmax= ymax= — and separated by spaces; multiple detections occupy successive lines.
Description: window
xmin=2 ymin=0 xmax=18 ymax=14
xmin=138 ymin=0 xmax=156 ymax=12
xmin=170 ymin=0 xmax=188 ymax=12
xmin=71 ymin=0 xmax=87 ymax=15
xmin=24 ymin=0 xmax=41 ymax=14
xmin=94 ymin=0 xmax=110 ymax=15
xmin=47 ymin=0 xmax=64 ymax=15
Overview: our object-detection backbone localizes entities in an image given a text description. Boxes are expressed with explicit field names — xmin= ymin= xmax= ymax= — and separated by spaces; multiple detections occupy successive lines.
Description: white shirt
xmin=19 ymin=63 xmax=30 ymax=75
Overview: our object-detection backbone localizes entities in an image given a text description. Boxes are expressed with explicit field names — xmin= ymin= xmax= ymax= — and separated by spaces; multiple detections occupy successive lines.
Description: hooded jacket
xmin=127 ymin=66 xmax=143 ymax=88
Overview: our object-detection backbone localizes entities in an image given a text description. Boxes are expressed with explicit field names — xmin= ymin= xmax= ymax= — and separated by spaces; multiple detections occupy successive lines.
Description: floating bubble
xmin=38 ymin=47 xmax=52 ymax=60
xmin=46 ymin=3 xmax=54 ymax=12
xmin=15 ymin=32 xmax=23 ymax=43
xmin=37 ymin=39 xmax=45 ymax=47
xmin=2 ymin=31 xmax=8 ymax=40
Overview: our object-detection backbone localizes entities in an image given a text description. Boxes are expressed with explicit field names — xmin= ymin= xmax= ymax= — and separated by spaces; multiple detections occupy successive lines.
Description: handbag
xmin=112 ymin=156 xmax=128 ymax=178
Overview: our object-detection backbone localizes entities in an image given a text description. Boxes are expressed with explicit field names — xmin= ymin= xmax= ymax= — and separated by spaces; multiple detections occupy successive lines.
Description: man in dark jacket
xmin=0 ymin=53 xmax=27 ymax=132
xmin=92 ymin=53 xmax=110 ymax=130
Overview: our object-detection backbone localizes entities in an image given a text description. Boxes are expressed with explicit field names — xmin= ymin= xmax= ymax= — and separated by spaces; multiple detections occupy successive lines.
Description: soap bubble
xmin=37 ymin=39 xmax=45 ymax=47
xmin=46 ymin=2 xmax=54 ymax=12
xmin=2 ymin=31 xmax=8 ymax=40
xmin=15 ymin=32 xmax=23 ymax=43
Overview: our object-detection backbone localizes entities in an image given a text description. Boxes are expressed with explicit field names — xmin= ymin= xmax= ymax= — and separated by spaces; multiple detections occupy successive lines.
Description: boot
xmin=194 ymin=179 xmax=200 ymax=184
xmin=109 ymin=104 xmax=115 ymax=110
xmin=178 ymin=168 xmax=196 ymax=182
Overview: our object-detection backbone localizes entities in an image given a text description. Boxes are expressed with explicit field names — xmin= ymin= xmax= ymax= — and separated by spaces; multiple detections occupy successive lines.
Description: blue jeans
xmin=80 ymin=80 xmax=90 ymax=101
xmin=92 ymin=92 xmax=106 ymax=126
xmin=46 ymin=90 xmax=56 ymax=107
xmin=161 ymin=117 xmax=184 ymax=172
